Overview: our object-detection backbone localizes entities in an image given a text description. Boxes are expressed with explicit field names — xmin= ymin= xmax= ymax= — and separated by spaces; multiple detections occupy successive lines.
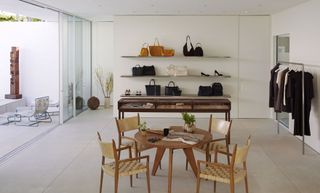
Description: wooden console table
xmin=117 ymin=96 xmax=231 ymax=120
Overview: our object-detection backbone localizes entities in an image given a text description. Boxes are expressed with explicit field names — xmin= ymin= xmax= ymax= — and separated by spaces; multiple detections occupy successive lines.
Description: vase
xmin=104 ymin=97 xmax=110 ymax=108
xmin=184 ymin=123 xmax=195 ymax=133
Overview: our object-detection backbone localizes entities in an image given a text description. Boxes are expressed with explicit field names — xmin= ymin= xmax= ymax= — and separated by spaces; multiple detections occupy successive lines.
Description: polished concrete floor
xmin=0 ymin=108 xmax=319 ymax=193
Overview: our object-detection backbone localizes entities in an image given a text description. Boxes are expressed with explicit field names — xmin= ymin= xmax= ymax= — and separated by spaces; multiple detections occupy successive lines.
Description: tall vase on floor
xmin=104 ymin=97 xmax=110 ymax=108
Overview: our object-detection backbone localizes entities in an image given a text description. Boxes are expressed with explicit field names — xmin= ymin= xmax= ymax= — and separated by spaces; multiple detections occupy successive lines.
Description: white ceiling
xmin=20 ymin=0 xmax=310 ymax=20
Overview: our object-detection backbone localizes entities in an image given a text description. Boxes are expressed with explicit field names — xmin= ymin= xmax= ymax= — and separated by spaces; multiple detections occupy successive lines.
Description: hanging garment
xmin=283 ymin=70 xmax=294 ymax=113
xmin=287 ymin=72 xmax=314 ymax=136
xmin=275 ymin=68 xmax=289 ymax=112
xmin=269 ymin=63 xmax=280 ymax=107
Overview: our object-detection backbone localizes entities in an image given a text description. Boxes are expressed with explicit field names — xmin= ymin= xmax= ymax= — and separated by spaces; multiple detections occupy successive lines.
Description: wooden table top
xmin=134 ymin=126 xmax=212 ymax=149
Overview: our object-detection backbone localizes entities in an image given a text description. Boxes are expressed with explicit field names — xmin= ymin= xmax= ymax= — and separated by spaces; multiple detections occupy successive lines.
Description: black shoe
xmin=201 ymin=72 xmax=210 ymax=77
xmin=214 ymin=70 xmax=223 ymax=76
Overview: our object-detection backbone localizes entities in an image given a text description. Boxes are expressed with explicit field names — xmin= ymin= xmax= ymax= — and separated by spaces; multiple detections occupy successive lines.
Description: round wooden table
xmin=134 ymin=126 xmax=212 ymax=193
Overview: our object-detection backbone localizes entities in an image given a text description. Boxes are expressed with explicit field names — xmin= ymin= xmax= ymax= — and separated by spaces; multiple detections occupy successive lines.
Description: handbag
xmin=183 ymin=35 xmax=195 ymax=56
xmin=145 ymin=79 xmax=161 ymax=96
xmin=194 ymin=43 xmax=204 ymax=56
xmin=198 ymin=86 xmax=212 ymax=96
xmin=149 ymin=38 xmax=164 ymax=56
xmin=132 ymin=65 xmax=144 ymax=76
xmin=165 ymin=81 xmax=182 ymax=96
xmin=212 ymin=82 xmax=223 ymax=96
xmin=163 ymin=48 xmax=175 ymax=57
xmin=139 ymin=43 xmax=149 ymax=57
xmin=143 ymin=65 xmax=156 ymax=76
xmin=166 ymin=65 xmax=188 ymax=76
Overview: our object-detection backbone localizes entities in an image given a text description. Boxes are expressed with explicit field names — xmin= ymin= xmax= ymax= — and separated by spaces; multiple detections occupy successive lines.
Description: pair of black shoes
xmin=201 ymin=70 xmax=223 ymax=77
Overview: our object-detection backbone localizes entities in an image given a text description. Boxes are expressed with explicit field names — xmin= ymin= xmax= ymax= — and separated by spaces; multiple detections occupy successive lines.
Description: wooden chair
xmin=196 ymin=136 xmax=251 ymax=193
xmin=97 ymin=132 xmax=151 ymax=193
xmin=186 ymin=115 xmax=232 ymax=169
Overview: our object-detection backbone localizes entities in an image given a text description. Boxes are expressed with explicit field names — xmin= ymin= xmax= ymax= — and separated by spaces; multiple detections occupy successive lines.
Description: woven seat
xmin=103 ymin=160 xmax=147 ymax=176
xmin=195 ymin=142 xmax=227 ymax=154
xmin=200 ymin=165 xmax=246 ymax=183
xmin=196 ymin=136 xmax=251 ymax=193
xmin=97 ymin=132 xmax=150 ymax=193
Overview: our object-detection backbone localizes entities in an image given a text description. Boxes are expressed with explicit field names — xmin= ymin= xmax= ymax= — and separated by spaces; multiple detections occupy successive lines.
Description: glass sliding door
xmin=276 ymin=34 xmax=290 ymax=128
xmin=60 ymin=14 xmax=91 ymax=122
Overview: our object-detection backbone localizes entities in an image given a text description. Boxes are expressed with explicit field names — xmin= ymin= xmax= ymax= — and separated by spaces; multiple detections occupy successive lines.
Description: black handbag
xmin=198 ymin=86 xmax=212 ymax=96
xmin=132 ymin=64 xmax=144 ymax=76
xmin=165 ymin=81 xmax=181 ymax=96
xmin=212 ymin=82 xmax=223 ymax=96
xmin=143 ymin=65 xmax=156 ymax=76
xmin=183 ymin=35 xmax=195 ymax=56
xmin=145 ymin=79 xmax=160 ymax=96
xmin=194 ymin=43 xmax=204 ymax=56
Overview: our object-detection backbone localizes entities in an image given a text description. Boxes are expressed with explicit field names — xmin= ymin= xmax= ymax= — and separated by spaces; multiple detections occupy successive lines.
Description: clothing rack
xmin=277 ymin=61 xmax=305 ymax=154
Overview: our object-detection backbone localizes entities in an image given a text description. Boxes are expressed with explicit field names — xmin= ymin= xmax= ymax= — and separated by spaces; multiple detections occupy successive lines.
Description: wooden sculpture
xmin=5 ymin=47 xmax=22 ymax=99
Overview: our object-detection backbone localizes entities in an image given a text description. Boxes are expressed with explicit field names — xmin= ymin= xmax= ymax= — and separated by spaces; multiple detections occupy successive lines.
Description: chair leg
xmin=196 ymin=176 xmax=200 ymax=193
xmin=130 ymin=175 xmax=133 ymax=187
xmin=114 ymin=173 xmax=119 ymax=193
xmin=214 ymin=181 xmax=217 ymax=193
xmin=99 ymin=169 xmax=104 ymax=193
xmin=244 ymin=175 xmax=249 ymax=193
xmin=230 ymin=181 xmax=235 ymax=193
xmin=159 ymin=161 xmax=162 ymax=169
xmin=146 ymin=171 xmax=151 ymax=193
xmin=185 ymin=158 xmax=188 ymax=170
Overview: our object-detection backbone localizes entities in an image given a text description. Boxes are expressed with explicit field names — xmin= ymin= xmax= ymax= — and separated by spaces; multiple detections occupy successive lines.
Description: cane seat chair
xmin=186 ymin=115 xmax=232 ymax=169
xmin=196 ymin=136 xmax=251 ymax=193
xmin=97 ymin=132 xmax=151 ymax=193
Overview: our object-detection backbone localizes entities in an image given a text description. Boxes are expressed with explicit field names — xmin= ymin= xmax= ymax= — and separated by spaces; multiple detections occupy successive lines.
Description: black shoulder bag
xmin=183 ymin=35 xmax=195 ymax=56
xmin=198 ymin=86 xmax=212 ymax=96
xmin=212 ymin=82 xmax=223 ymax=96
xmin=145 ymin=79 xmax=161 ymax=96
xmin=165 ymin=81 xmax=182 ymax=96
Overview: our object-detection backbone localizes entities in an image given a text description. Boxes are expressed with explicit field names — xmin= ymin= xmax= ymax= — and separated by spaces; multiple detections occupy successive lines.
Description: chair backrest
xmin=115 ymin=114 xmax=140 ymax=133
xmin=97 ymin=132 xmax=117 ymax=160
xmin=34 ymin=96 xmax=49 ymax=114
xmin=209 ymin=114 xmax=231 ymax=136
xmin=233 ymin=136 xmax=251 ymax=165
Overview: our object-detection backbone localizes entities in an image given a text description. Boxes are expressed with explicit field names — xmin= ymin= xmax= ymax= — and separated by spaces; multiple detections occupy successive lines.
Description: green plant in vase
xmin=138 ymin=121 xmax=148 ymax=136
xmin=182 ymin=112 xmax=196 ymax=133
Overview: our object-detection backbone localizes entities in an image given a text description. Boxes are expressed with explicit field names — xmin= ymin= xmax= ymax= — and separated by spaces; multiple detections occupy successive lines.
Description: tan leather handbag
xmin=149 ymin=38 xmax=164 ymax=56
xmin=139 ymin=43 xmax=149 ymax=57
xmin=163 ymin=48 xmax=175 ymax=57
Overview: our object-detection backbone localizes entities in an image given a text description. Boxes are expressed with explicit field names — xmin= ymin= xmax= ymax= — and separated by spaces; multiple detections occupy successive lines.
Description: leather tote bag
xmin=139 ymin=43 xmax=149 ymax=57
xmin=149 ymin=38 xmax=164 ymax=56
xmin=165 ymin=81 xmax=181 ymax=96
xmin=194 ymin=43 xmax=204 ymax=56
xmin=143 ymin=65 xmax=156 ymax=76
xmin=132 ymin=65 xmax=144 ymax=76
xmin=145 ymin=79 xmax=161 ymax=96
xmin=183 ymin=35 xmax=195 ymax=56
xmin=212 ymin=82 xmax=223 ymax=96
xmin=198 ymin=86 xmax=212 ymax=96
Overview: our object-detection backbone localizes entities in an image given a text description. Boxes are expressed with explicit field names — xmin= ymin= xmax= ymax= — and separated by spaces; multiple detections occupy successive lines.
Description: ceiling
xmin=20 ymin=0 xmax=310 ymax=20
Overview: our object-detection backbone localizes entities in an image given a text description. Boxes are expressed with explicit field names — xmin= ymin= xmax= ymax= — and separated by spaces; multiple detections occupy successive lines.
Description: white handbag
xmin=166 ymin=65 xmax=188 ymax=76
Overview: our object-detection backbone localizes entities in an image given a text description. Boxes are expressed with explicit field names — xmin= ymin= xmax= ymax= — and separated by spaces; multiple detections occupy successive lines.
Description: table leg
xmin=183 ymin=148 xmax=197 ymax=177
xmin=152 ymin=147 xmax=166 ymax=176
xmin=118 ymin=111 xmax=121 ymax=119
xmin=121 ymin=112 xmax=124 ymax=119
xmin=168 ymin=148 xmax=173 ymax=193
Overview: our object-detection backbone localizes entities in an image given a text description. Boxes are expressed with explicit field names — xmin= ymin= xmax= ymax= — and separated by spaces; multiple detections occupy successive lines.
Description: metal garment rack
xmin=276 ymin=61 xmax=305 ymax=154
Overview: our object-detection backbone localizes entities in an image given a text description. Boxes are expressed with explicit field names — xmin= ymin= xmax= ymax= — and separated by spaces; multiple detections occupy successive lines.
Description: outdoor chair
xmin=16 ymin=96 xmax=52 ymax=126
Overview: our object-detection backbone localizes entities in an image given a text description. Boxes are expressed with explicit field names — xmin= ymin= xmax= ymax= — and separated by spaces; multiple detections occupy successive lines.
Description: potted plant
xmin=138 ymin=121 xmax=148 ymax=136
xmin=181 ymin=112 xmax=196 ymax=133
xmin=95 ymin=66 xmax=113 ymax=108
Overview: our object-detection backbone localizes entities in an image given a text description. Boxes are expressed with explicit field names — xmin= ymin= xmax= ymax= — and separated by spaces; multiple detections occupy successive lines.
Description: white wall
xmin=0 ymin=22 xmax=59 ymax=105
xmin=92 ymin=22 xmax=114 ymax=104
xmin=114 ymin=16 xmax=270 ymax=118
xmin=272 ymin=0 xmax=320 ymax=153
